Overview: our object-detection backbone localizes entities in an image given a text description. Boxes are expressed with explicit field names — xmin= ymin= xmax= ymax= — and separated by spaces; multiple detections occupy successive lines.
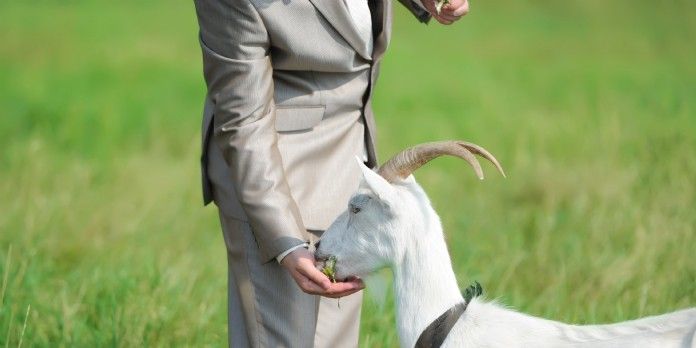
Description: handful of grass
xmin=435 ymin=0 xmax=450 ymax=14
xmin=321 ymin=256 xmax=338 ymax=283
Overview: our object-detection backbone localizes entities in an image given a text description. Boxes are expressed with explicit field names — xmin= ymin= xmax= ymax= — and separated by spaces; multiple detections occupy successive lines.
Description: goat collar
xmin=414 ymin=282 xmax=483 ymax=348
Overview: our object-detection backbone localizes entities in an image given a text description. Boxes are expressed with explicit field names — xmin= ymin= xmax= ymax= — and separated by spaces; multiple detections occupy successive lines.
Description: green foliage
xmin=322 ymin=256 xmax=338 ymax=283
xmin=1 ymin=0 xmax=694 ymax=346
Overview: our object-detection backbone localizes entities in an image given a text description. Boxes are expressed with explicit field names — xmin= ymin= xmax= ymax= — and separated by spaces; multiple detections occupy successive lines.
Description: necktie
xmin=343 ymin=0 xmax=373 ymax=56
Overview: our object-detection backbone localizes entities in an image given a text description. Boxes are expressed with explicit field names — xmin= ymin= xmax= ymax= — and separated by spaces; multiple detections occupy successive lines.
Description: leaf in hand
xmin=435 ymin=0 xmax=450 ymax=14
xmin=321 ymin=256 xmax=338 ymax=283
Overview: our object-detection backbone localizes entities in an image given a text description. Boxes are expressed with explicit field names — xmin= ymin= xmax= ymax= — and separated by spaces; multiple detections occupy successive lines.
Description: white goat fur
xmin=316 ymin=160 xmax=696 ymax=348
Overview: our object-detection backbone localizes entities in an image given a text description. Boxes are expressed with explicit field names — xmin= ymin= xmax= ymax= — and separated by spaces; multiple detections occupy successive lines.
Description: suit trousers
xmin=217 ymin=214 xmax=363 ymax=348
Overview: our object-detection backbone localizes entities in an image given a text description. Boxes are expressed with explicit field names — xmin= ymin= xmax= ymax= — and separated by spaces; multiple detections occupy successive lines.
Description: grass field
xmin=1 ymin=0 xmax=694 ymax=346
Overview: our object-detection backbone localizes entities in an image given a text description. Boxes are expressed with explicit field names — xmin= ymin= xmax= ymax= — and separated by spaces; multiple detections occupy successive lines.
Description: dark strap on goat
xmin=414 ymin=302 xmax=467 ymax=348
xmin=414 ymin=282 xmax=483 ymax=348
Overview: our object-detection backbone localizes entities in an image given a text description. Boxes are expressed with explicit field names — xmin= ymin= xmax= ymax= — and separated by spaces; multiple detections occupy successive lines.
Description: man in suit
xmin=193 ymin=0 xmax=470 ymax=346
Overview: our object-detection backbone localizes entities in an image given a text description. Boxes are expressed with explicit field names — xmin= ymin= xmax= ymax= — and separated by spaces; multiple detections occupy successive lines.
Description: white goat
xmin=316 ymin=140 xmax=696 ymax=348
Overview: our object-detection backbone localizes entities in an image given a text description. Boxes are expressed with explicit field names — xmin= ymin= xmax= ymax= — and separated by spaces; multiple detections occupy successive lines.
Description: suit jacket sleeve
xmin=397 ymin=0 xmax=432 ymax=23
xmin=194 ymin=0 xmax=307 ymax=262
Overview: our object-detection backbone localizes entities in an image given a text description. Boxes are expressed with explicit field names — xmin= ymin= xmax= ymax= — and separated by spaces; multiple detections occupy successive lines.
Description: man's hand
xmin=421 ymin=0 xmax=470 ymax=25
xmin=280 ymin=248 xmax=364 ymax=298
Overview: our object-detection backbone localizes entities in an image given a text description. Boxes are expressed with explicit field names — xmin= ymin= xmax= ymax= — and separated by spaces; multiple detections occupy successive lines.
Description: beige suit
xmin=194 ymin=0 xmax=429 ymax=346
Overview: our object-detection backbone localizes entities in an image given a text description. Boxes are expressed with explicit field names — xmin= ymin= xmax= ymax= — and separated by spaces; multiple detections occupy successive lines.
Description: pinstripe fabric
xmin=194 ymin=0 xmax=430 ymax=346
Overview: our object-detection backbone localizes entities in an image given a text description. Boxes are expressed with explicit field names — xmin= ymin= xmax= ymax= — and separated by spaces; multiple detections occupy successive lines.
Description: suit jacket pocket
xmin=275 ymin=106 xmax=325 ymax=132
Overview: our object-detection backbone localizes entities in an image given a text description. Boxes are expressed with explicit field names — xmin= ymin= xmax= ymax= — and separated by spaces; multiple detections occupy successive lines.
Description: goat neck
xmin=390 ymin=183 xmax=464 ymax=348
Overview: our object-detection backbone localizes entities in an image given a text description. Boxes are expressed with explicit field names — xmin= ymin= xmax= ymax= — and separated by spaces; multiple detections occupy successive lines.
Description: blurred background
xmin=1 ymin=0 xmax=694 ymax=346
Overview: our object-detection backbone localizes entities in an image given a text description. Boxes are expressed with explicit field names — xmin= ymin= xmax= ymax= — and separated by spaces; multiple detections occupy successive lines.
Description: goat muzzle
xmin=377 ymin=140 xmax=506 ymax=182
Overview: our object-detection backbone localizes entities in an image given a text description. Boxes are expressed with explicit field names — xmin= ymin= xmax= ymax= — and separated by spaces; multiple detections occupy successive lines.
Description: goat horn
xmin=377 ymin=140 xmax=507 ymax=182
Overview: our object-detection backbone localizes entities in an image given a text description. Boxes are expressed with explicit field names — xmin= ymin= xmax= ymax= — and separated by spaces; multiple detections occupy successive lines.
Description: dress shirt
xmin=276 ymin=242 xmax=310 ymax=263
xmin=343 ymin=0 xmax=374 ymax=57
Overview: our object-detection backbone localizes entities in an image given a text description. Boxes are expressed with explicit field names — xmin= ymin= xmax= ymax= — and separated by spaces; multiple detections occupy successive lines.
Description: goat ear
xmin=355 ymin=157 xmax=396 ymax=203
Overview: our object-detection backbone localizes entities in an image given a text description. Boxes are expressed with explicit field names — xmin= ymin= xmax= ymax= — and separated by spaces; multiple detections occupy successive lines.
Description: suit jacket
xmin=195 ymin=0 xmax=430 ymax=262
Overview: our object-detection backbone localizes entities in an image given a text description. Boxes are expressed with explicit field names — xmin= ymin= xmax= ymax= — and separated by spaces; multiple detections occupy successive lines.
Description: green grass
xmin=1 ymin=0 xmax=694 ymax=346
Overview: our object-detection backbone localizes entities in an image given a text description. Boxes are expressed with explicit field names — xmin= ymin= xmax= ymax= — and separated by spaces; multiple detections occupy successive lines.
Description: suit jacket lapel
xmin=308 ymin=0 xmax=372 ymax=60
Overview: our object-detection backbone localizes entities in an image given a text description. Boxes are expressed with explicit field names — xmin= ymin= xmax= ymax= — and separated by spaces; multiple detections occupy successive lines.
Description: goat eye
xmin=350 ymin=205 xmax=361 ymax=214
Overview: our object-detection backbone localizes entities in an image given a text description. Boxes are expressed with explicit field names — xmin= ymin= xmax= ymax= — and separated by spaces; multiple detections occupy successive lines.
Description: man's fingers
xmin=433 ymin=0 xmax=468 ymax=23
xmin=292 ymin=271 xmax=326 ymax=294
xmin=437 ymin=13 xmax=460 ymax=22
xmin=297 ymin=262 xmax=332 ymax=290
xmin=434 ymin=16 xmax=454 ymax=25
xmin=322 ymin=288 xmax=362 ymax=299
xmin=443 ymin=2 xmax=469 ymax=17
xmin=423 ymin=0 xmax=469 ymax=25
xmin=292 ymin=273 xmax=365 ymax=298
xmin=322 ymin=279 xmax=365 ymax=298
xmin=451 ymin=4 xmax=469 ymax=17
xmin=325 ymin=279 xmax=365 ymax=295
